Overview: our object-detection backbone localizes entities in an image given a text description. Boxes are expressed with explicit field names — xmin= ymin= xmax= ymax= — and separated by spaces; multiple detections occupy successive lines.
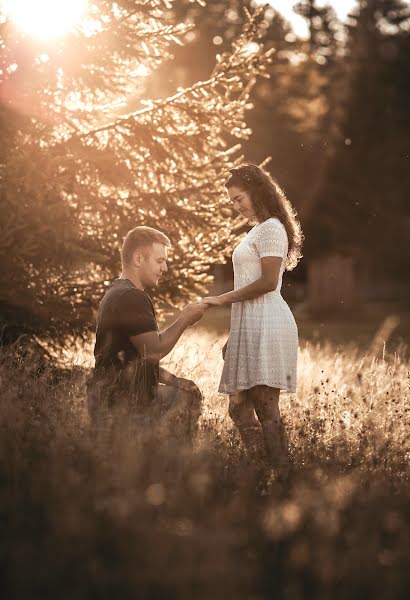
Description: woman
xmin=203 ymin=163 xmax=303 ymax=470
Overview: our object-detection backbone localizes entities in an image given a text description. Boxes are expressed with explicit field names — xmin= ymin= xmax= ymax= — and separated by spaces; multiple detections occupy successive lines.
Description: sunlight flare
xmin=1 ymin=0 xmax=87 ymax=40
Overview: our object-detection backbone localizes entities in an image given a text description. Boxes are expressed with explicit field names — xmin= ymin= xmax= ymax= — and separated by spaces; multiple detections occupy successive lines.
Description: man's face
xmin=137 ymin=242 xmax=168 ymax=287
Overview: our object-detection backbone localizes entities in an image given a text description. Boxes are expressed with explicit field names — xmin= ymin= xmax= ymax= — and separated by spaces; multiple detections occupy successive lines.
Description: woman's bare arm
xmin=204 ymin=256 xmax=282 ymax=306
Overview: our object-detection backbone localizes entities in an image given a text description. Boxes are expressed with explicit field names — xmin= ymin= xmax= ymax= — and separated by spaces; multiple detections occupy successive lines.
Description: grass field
xmin=1 ymin=322 xmax=409 ymax=598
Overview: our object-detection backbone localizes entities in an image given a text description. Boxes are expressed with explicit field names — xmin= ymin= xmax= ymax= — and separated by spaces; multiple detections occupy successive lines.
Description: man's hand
xmin=159 ymin=368 xmax=201 ymax=394
xmin=180 ymin=302 xmax=208 ymax=326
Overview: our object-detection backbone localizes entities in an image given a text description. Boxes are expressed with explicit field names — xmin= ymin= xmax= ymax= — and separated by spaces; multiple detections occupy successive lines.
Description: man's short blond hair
xmin=121 ymin=226 xmax=171 ymax=267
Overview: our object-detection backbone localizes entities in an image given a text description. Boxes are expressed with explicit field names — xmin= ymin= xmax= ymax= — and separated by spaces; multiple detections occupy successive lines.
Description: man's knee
xmin=189 ymin=386 xmax=203 ymax=413
xmin=156 ymin=384 xmax=201 ymax=440
xmin=172 ymin=388 xmax=201 ymax=424
xmin=157 ymin=384 xmax=202 ymax=416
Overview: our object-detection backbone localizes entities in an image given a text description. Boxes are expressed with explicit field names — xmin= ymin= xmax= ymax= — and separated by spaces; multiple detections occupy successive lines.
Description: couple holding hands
xmin=88 ymin=163 xmax=303 ymax=471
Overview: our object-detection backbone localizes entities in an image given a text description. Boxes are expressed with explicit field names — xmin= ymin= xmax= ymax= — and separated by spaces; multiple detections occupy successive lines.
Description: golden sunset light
xmin=1 ymin=0 xmax=87 ymax=40
xmin=1 ymin=0 xmax=409 ymax=597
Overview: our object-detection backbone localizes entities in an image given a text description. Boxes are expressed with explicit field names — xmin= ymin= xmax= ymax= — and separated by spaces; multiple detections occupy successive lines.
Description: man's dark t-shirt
xmin=93 ymin=278 xmax=159 ymax=407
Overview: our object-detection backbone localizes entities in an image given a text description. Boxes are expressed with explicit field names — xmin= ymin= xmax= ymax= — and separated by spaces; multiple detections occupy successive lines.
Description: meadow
xmin=1 ymin=318 xmax=409 ymax=599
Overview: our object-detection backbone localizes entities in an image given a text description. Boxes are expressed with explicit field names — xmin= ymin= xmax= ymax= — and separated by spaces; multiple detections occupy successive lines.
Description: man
xmin=87 ymin=226 xmax=208 ymax=437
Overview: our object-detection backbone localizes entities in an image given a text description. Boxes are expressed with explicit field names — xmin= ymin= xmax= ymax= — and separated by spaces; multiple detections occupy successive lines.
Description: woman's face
xmin=227 ymin=185 xmax=256 ymax=220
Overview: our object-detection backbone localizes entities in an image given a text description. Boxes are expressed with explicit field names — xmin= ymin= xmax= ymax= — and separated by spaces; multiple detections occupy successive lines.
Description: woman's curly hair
xmin=225 ymin=163 xmax=303 ymax=270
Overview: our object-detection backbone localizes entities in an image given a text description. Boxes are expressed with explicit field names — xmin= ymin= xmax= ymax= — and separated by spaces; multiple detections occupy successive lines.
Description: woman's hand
xmin=202 ymin=296 xmax=224 ymax=306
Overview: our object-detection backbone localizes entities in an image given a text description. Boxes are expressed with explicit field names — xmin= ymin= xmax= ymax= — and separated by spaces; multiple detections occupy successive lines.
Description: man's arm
xmin=130 ymin=302 xmax=207 ymax=362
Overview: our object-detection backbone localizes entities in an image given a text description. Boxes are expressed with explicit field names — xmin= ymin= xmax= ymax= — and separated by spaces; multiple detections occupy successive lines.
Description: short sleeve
xmin=117 ymin=290 xmax=158 ymax=336
xmin=252 ymin=219 xmax=288 ymax=259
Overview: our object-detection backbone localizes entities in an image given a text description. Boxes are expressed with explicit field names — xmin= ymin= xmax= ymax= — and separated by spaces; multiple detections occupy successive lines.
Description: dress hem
xmin=219 ymin=382 xmax=296 ymax=394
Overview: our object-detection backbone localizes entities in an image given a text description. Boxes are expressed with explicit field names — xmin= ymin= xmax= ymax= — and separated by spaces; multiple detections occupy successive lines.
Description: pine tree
xmin=291 ymin=0 xmax=346 ymax=226
xmin=150 ymin=1 xmax=314 ymax=214
xmin=0 ymin=1 xmax=273 ymax=347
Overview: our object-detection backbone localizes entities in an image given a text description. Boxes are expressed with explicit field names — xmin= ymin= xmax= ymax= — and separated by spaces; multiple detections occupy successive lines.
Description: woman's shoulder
xmin=254 ymin=217 xmax=285 ymax=233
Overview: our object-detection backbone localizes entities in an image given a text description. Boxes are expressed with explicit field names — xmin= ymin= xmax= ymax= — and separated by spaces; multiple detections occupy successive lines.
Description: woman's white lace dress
xmin=219 ymin=218 xmax=298 ymax=394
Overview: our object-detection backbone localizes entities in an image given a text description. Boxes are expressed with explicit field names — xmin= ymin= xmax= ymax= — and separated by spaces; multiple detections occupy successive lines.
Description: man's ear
xmin=132 ymin=249 xmax=145 ymax=267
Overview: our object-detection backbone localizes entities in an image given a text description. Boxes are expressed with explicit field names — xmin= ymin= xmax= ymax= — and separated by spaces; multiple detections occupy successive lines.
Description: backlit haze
xmin=1 ymin=0 xmax=87 ymax=39
xmin=263 ymin=0 xmax=359 ymax=38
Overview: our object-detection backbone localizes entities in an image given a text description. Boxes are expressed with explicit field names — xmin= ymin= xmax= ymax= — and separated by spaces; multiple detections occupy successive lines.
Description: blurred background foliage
xmin=0 ymin=0 xmax=409 ymax=349
xmin=154 ymin=0 xmax=410 ymax=274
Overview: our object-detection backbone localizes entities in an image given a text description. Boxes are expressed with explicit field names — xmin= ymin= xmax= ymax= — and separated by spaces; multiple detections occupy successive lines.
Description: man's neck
xmin=119 ymin=270 xmax=144 ymax=291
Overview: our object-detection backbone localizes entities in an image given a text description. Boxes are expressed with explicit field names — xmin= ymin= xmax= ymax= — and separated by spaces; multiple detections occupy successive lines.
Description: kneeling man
xmin=87 ymin=226 xmax=208 ymax=437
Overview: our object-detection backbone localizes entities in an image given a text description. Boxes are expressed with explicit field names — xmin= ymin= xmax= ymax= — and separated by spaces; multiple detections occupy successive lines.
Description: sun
xmin=1 ymin=0 xmax=87 ymax=40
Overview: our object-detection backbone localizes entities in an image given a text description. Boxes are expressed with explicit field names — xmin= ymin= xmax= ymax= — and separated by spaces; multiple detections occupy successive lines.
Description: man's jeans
xmin=154 ymin=383 xmax=202 ymax=441
xmin=86 ymin=377 xmax=202 ymax=443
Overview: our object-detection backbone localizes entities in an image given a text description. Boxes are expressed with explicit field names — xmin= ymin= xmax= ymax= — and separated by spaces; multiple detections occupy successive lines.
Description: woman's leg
xmin=247 ymin=385 xmax=289 ymax=468
xmin=228 ymin=391 xmax=264 ymax=459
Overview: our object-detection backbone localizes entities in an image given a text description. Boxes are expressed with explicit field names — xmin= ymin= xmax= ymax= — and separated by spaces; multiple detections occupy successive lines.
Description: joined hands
xmin=181 ymin=301 xmax=209 ymax=326
xmin=180 ymin=296 xmax=224 ymax=327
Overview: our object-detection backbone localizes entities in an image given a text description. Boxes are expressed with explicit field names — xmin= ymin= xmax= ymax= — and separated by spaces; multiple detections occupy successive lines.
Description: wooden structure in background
xmin=307 ymin=254 xmax=361 ymax=316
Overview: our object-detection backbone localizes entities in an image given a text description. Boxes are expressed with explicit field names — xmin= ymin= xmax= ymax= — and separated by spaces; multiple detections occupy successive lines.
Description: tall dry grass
xmin=0 ymin=331 xmax=409 ymax=599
